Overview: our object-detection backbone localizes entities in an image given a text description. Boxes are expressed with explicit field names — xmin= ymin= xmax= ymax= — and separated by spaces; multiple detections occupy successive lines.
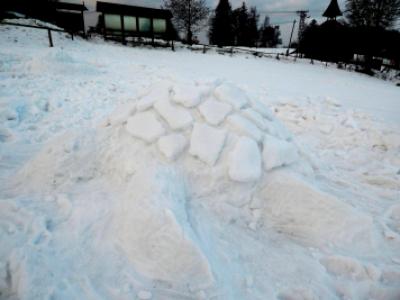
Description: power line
xmin=249 ymin=9 xmax=324 ymax=14
xmin=272 ymin=20 xmax=298 ymax=25
xmin=208 ymin=9 xmax=324 ymax=14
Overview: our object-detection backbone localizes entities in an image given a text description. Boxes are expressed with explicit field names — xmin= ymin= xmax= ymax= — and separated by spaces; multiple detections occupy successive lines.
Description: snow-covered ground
xmin=1 ymin=21 xmax=400 ymax=300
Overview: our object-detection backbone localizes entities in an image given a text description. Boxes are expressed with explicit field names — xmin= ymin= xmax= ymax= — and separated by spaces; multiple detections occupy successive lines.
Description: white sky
xmin=81 ymin=0 xmax=348 ymax=45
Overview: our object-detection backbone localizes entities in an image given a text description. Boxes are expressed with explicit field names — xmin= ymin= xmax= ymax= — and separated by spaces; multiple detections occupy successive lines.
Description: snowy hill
xmin=1 ymin=21 xmax=400 ymax=300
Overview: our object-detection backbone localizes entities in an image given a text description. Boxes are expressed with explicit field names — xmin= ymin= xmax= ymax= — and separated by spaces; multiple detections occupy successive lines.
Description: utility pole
xmin=296 ymin=10 xmax=309 ymax=42
xmin=286 ymin=19 xmax=296 ymax=56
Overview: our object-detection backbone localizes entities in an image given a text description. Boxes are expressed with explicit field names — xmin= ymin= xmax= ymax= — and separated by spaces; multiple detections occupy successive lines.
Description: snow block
xmin=189 ymin=123 xmax=227 ymax=166
xmin=251 ymin=99 xmax=275 ymax=121
xmin=171 ymin=85 xmax=203 ymax=108
xmin=228 ymin=137 xmax=262 ymax=182
xmin=262 ymin=134 xmax=298 ymax=170
xmin=214 ymin=83 xmax=249 ymax=109
xmin=198 ymin=99 xmax=232 ymax=126
xmin=273 ymin=120 xmax=293 ymax=141
xmin=126 ymin=111 xmax=166 ymax=143
xmin=227 ymin=115 xmax=263 ymax=142
xmin=105 ymin=102 xmax=136 ymax=126
xmin=158 ymin=134 xmax=187 ymax=161
xmin=242 ymin=108 xmax=268 ymax=130
xmin=154 ymin=99 xmax=193 ymax=130
xmin=136 ymin=83 xmax=171 ymax=111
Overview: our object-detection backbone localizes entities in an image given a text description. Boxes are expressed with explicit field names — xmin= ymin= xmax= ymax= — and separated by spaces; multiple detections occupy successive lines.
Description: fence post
xmin=120 ymin=15 xmax=126 ymax=45
xmin=47 ymin=29 xmax=53 ymax=47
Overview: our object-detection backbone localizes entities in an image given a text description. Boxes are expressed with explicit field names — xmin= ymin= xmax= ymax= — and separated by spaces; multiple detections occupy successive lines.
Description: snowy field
xmin=1 ymin=21 xmax=400 ymax=300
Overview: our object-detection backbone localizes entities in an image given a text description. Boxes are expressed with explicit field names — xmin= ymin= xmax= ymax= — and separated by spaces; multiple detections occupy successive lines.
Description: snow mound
xmin=3 ymin=73 xmax=388 ymax=299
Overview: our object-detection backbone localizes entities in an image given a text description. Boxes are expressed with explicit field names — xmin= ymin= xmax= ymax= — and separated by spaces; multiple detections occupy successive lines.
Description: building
xmin=54 ymin=1 xmax=87 ymax=35
xmin=96 ymin=1 xmax=174 ymax=45
xmin=322 ymin=0 xmax=342 ymax=20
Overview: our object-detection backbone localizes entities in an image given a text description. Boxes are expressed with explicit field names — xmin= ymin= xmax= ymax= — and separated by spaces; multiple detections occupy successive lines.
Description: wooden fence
xmin=2 ymin=20 xmax=398 ymax=75
xmin=0 ymin=21 xmax=74 ymax=47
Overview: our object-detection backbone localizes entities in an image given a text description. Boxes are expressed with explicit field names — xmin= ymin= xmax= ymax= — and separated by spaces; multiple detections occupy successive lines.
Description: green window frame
xmin=153 ymin=18 xmax=167 ymax=33
xmin=139 ymin=17 xmax=151 ymax=32
xmin=123 ymin=16 xmax=137 ymax=31
xmin=104 ymin=14 xmax=121 ymax=30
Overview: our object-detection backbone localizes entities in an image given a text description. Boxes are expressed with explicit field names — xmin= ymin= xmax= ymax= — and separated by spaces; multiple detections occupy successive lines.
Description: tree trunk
xmin=187 ymin=0 xmax=192 ymax=45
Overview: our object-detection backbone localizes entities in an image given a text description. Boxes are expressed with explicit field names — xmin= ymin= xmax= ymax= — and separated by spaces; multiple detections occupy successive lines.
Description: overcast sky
xmin=82 ymin=0 xmax=347 ymax=45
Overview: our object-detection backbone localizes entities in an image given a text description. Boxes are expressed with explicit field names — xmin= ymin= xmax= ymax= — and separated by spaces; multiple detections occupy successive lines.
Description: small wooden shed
xmin=96 ymin=1 xmax=174 ymax=45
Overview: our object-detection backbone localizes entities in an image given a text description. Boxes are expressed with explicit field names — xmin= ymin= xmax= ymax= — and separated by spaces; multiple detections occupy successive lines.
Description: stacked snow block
xmin=105 ymin=80 xmax=299 ymax=183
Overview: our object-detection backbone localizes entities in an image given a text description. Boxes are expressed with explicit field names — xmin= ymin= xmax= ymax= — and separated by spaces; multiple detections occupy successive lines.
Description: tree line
xmin=299 ymin=0 xmax=400 ymax=71
xmin=164 ymin=0 xmax=400 ymax=69
xmin=163 ymin=0 xmax=281 ymax=47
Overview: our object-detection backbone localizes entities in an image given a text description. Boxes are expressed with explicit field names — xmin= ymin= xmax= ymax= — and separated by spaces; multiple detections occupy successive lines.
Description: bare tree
xmin=163 ymin=0 xmax=210 ymax=44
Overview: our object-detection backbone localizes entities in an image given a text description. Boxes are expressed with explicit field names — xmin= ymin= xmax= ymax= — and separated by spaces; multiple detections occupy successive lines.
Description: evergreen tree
xmin=209 ymin=0 xmax=234 ymax=46
xmin=231 ymin=3 xmax=260 ymax=47
xmin=232 ymin=2 xmax=249 ymax=46
xmin=247 ymin=7 xmax=259 ymax=47
xmin=163 ymin=0 xmax=210 ymax=44
xmin=259 ymin=22 xmax=282 ymax=48
xmin=345 ymin=0 xmax=400 ymax=28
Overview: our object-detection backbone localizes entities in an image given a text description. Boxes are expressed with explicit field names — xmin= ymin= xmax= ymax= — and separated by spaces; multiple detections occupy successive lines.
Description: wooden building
xmin=54 ymin=1 xmax=87 ymax=35
xmin=96 ymin=1 xmax=174 ymax=45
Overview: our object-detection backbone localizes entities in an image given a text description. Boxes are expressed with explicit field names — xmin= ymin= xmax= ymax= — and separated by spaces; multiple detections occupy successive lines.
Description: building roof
xmin=96 ymin=1 xmax=172 ymax=19
xmin=54 ymin=2 xmax=88 ymax=12
xmin=322 ymin=0 xmax=342 ymax=18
